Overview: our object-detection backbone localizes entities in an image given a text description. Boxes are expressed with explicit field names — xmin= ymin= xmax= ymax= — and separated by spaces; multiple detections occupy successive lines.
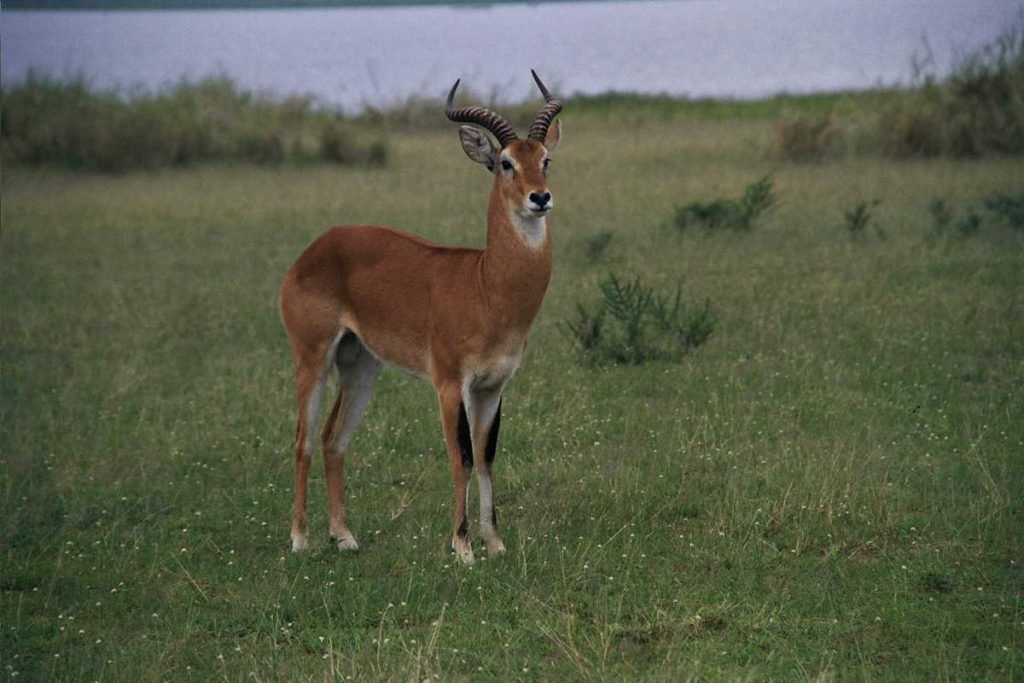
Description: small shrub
xmin=562 ymin=273 xmax=716 ymax=365
xmin=956 ymin=209 xmax=983 ymax=237
xmin=740 ymin=174 xmax=779 ymax=226
xmin=675 ymin=199 xmax=742 ymax=231
xmin=984 ymin=192 xmax=1024 ymax=231
xmin=581 ymin=231 xmax=615 ymax=262
xmin=928 ymin=197 xmax=954 ymax=233
xmin=843 ymin=199 xmax=881 ymax=239
xmin=650 ymin=289 xmax=717 ymax=354
xmin=564 ymin=303 xmax=604 ymax=353
xmin=674 ymin=175 xmax=778 ymax=232
xmin=925 ymin=192 xmax=1024 ymax=240
xmin=925 ymin=197 xmax=1005 ymax=239
xmin=776 ymin=113 xmax=834 ymax=161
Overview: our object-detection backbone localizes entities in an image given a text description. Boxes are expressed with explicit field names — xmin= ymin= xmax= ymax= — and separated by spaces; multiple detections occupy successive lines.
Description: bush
xmin=926 ymin=192 xmax=1024 ymax=239
xmin=321 ymin=123 xmax=388 ymax=166
xmin=0 ymin=75 xmax=389 ymax=172
xmin=580 ymin=231 xmax=615 ymax=262
xmin=927 ymin=197 xmax=954 ymax=233
xmin=877 ymin=100 xmax=946 ymax=157
xmin=884 ymin=24 xmax=1024 ymax=158
xmin=562 ymin=273 xmax=716 ymax=365
xmin=775 ymin=20 xmax=1024 ymax=160
xmin=984 ymin=192 xmax=1024 ymax=231
xmin=776 ymin=113 xmax=834 ymax=162
xmin=674 ymin=175 xmax=778 ymax=232
xmin=956 ymin=209 xmax=983 ymax=237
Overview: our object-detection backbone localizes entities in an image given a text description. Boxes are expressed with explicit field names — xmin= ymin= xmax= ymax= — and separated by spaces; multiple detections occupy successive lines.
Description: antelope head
xmin=446 ymin=70 xmax=563 ymax=225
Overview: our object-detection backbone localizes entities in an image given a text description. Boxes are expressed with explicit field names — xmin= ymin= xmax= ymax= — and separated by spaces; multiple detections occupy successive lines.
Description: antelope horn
xmin=527 ymin=69 xmax=563 ymax=142
xmin=445 ymin=79 xmax=518 ymax=149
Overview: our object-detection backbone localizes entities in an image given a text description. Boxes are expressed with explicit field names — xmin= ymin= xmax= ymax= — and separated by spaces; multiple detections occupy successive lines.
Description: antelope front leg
xmin=467 ymin=389 xmax=505 ymax=556
xmin=438 ymin=384 xmax=475 ymax=565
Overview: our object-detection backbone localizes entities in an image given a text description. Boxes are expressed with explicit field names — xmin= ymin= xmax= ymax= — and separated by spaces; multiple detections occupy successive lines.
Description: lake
xmin=0 ymin=0 xmax=1016 ymax=111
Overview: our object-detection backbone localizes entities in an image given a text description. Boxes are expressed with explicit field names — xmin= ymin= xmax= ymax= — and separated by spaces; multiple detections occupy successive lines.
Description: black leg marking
xmin=485 ymin=398 xmax=502 ymax=465
xmin=486 ymin=398 xmax=502 ymax=533
xmin=457 ymin=401 xmax=473 ymax=471
xmin=457 ymin=515 xmax=469 ymax=540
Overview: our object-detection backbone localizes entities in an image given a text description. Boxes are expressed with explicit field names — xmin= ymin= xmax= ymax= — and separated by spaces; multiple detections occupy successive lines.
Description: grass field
xmin=2 ymin=102 xmax=1023 ymax=680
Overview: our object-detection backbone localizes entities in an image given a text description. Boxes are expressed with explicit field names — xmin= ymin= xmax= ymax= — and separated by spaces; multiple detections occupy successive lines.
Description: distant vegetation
xmin=3 ymin=19 xmax=1022 ymax=172
xmin=0 ymin=75 xmax=388 ymax=172
xmin=777 ymin=22 xmax=1024 ymax=160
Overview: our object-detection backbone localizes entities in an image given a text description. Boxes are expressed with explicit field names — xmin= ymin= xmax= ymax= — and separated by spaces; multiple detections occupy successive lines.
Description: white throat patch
xmin=511 ymin=213 xmax=548 ymax=249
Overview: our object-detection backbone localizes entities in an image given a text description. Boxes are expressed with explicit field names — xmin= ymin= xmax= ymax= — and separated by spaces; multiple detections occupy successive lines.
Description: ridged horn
xmin=527 ymin=69 xmax=563 ymax=142
xmin=445 ymin=79 xmax=518 ymax=149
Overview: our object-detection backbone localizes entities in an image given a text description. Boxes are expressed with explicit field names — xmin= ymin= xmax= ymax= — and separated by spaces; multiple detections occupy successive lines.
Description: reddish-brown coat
xmin=279 ymin=116 xmax=559 ymax=565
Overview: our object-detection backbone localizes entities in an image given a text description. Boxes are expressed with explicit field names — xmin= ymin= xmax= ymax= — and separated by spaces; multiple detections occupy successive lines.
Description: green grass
xmin=2 ymin=109 xmax=1023 ymax=680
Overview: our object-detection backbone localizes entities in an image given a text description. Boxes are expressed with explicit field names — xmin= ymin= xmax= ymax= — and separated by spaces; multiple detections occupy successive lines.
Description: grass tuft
xmin=842 ymin=199 xmax=882 ymax=239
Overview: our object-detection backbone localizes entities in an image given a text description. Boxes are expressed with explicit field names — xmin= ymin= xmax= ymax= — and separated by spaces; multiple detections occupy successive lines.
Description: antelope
xmin=279 ymin=71 xmax=562 ymax=565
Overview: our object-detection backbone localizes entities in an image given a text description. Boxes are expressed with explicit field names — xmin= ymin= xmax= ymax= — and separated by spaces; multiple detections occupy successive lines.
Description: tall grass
xmin=880 ymin=24 xmax=1024 ymax=157
xmin=0 ymin=75 xmax=389 ymax=172
xmin=777 ymin=21 xmax=1024 ymax=160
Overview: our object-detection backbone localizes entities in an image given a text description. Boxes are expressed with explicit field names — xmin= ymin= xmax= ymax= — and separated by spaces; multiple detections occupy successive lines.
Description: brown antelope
xmin=279 ymin=71 xmax=562 ymax=565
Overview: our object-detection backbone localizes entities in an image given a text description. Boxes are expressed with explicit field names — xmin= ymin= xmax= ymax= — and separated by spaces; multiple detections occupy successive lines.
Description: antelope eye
xmin=542 ymin=158 xmax=551 ymax=171
xmin=500 ymin=159 xmax=514 ymax=172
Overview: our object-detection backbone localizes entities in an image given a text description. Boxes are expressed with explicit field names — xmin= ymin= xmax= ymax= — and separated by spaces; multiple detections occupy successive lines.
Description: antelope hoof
xmin=334 ymin=532 xmax=360 ymax=552
xmin=482 ymin=525 xmax=506 ymax=556
xmin=452 ymin=538 xmax=475 ymax=566
xmin=291 ymin=532 xmax=309 ymax=552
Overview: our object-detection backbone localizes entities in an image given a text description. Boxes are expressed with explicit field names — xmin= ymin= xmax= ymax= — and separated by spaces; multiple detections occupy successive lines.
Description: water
xmin=0 ymin=0 xmax=1016 ymax=111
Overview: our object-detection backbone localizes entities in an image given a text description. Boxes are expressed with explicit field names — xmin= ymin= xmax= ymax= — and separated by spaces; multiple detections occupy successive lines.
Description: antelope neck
xmin=478 ymin=185 xmax=552 ymax=325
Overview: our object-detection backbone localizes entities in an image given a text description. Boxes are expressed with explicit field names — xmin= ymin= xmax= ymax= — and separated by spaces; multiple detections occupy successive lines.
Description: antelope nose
xmin=530 ymin=191 xmax=551 ymax=208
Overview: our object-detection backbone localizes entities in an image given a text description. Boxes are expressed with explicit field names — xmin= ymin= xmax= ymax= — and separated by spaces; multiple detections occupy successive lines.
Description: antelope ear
xmin=458 ymin=126 xmax=498 ymax=171
xmin=543 ymin=119 xmax=561 ymax=153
